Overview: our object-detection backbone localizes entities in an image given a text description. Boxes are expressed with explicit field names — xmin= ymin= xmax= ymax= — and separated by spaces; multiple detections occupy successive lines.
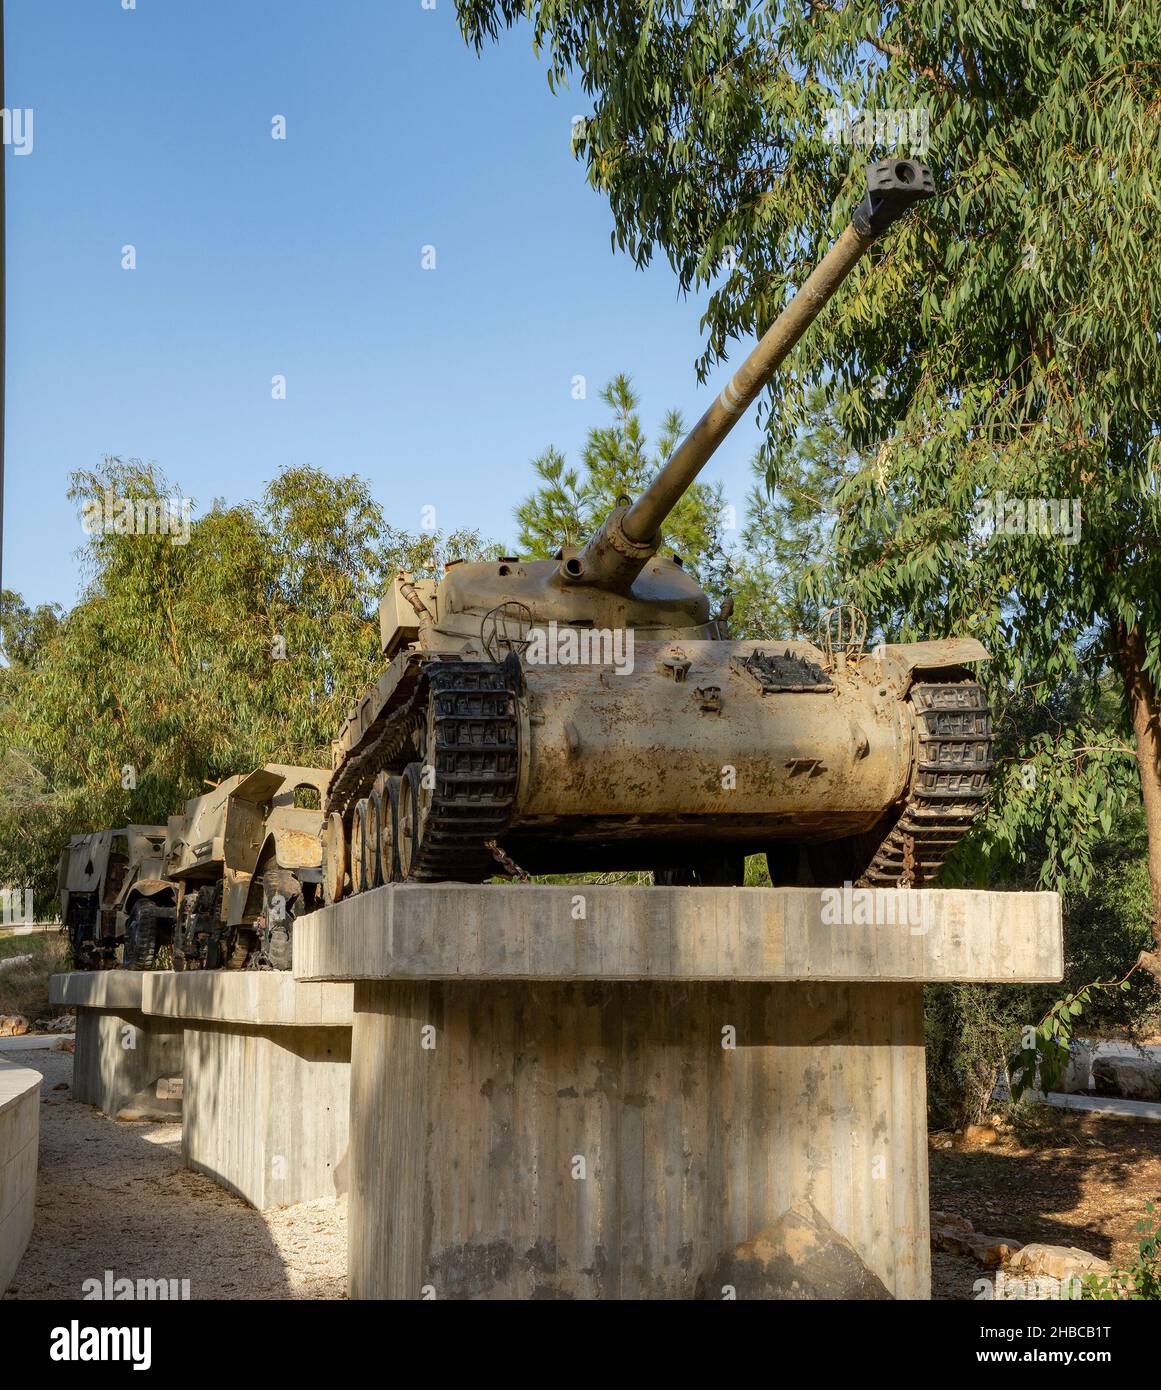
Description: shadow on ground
xmin=930 ymin=1110 xmax=1161 ymax=1300
xmin=4 ymin=1047 xmax=345 ymax=1301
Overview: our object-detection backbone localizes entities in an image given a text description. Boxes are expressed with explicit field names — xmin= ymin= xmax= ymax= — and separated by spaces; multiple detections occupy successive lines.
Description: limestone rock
xmin=696 ymin=1200 xmax=893 ymax=1300
xmin=0 ymin=1014 xmax=30 ymax=1036
xmin=931 ymin=1212 xmax=1022 ymax=1267
xmin=1091 ymin=1053 xmax=1161 ymax=1102
xmin=1008 ymin=1244 xmax=1109 ymax=1280
xmin=1057 ymin=1040 xmax=1094 ymax=1094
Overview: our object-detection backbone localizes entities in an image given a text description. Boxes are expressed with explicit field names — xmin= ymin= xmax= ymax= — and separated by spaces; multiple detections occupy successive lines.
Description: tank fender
xmin=238 ymin=830 xmax=319 ymax=920
xmin=872 ymin=638 xmax=989 ymax=691
xmin=125 ymin=878 xmax=176 ymax=908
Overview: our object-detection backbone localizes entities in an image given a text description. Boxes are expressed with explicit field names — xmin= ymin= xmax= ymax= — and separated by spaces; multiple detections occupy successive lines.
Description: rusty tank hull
xmin=57 ymin=824 xmax=176 ymax=970
xmin=164 ymin=764 xmax=330 ymax=970
xmin=318 ymin=161 xmax=994 ymax=897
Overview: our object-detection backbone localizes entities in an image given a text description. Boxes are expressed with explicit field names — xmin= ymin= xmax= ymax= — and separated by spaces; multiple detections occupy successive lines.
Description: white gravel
xmin=4 ymin=1048 xmax=346 ymax=1300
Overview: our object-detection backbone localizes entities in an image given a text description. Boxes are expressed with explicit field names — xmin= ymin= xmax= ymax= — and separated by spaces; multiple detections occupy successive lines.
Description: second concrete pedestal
xmin=50 ymin=973 xmax=183 ymax=1117
xmin=147 ymin=974 xmax=353 ymax=1210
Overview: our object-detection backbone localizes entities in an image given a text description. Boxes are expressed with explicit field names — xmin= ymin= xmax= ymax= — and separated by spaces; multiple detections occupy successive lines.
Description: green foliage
xmin=515 ymin=374 xmax=735 ymax=601
xmin=1082 ymin=1203 xmax=1161 ymax=1301
xmin=458 ymin=0 xmax=1161 ymax=925
xmin=0 ymin=457 xmax=495 ymax=915
xmin=1008 ymin=975 xmax=1134 ymax=1103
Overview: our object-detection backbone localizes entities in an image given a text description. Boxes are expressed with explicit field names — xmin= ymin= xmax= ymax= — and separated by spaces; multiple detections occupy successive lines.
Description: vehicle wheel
xmin=397 ymin=764 xmax=423 ymax=881
xmin=124 ymin=902 xmax=160 ymax=970
xmin=653 ymin=854 xmax=746 ymax=886
xmin=322 ymin=811 xmax=345 ymax=906
xmin=379 ymin=778 xmax=400 ymax=884
xmin=262 ymin=868 xmax=301 ymax=972
xmin=350 ymin=800 xmax=368 ymax=895
xmin=367 ymin=790 xmax=383 ymax=888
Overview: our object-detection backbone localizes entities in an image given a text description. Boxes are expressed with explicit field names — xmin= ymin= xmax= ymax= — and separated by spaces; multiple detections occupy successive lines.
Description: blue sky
xmin=4 ymin=0 xmax=764 ymax=611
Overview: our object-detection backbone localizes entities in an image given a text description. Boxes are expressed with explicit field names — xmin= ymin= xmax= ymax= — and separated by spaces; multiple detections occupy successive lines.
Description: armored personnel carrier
xmin=164 ymin=764 xmax=330 ymax=970
xmin=321 ymin=161 xmax=993 ymax=896
xmin=57 ymin=825 xmax=177 ymax=970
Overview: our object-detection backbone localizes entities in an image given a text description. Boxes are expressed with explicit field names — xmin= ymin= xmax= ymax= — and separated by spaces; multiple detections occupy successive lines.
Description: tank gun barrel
xmin=566 ymin=160 xmax=935 ymax=590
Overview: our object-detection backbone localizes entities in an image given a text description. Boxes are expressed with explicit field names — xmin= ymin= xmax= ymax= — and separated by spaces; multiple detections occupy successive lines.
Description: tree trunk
xmin=1114 ymin=620 xmax=1161 ymax=982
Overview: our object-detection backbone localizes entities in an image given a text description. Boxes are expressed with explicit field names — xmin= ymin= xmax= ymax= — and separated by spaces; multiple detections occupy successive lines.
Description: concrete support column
xmin=50 ymin=974 xmax=183 ymax=1117
xmin=297 ymin=882 xmax=1064 ymax=1301
xmin=351 ymin=978 xmax=929 ymax=1299
xmin=146 ymin=973 xmax=354 ymax=1210
xmin=182 ymin=1020 xmax=350 ymax=1209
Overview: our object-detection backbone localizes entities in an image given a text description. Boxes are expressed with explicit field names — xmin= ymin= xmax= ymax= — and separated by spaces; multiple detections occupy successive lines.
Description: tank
xmin=57 ymin=825 xmax=177 ymax=970
xmin=320 ymin=160 xmax=994 ymax=895
xmin=164 ymin=764 xmax=330 ymax=970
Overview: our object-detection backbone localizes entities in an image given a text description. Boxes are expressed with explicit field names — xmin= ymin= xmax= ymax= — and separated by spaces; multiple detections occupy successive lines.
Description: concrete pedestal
xmin=49 ymin=973 xmax=183 ymax=1117
xmin=298 ymin=884 xmax=1062 ymax=1301
xmin=50 ymin=971 xmax=354 ymax=1211
xmin=149 ymin=975 xmax=352 ymax=1210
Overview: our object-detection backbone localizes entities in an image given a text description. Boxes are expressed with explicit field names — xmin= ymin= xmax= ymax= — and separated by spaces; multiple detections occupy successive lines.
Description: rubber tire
xmin=124 ymin=902 xmax=160 ymax=970
xmin=350 ymin=800 xmax=367 ymax=896
xmin=263 ymin=868 xmax=301 ymax=972
xmin=366 ymin=791 xmax=383 ymax=889
xmin=322 ymin=811 xmax=345 ymax=906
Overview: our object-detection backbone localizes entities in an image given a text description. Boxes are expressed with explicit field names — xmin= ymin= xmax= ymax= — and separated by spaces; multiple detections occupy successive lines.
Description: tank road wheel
xmin=124 ymin=902 xmax=160 ymax=970
xmin=397 ymin=763 xmax=425 ymax=881
xmin=378 ymin=778 xmax=400 ymax=884
xmin=261 ymin=868 xmax=300 ymax=971
xmin=653 ymin=854 xmax=746 ymax=886
xmin=366 ymin=791 xmax=384 ymax=889
xmin=350 ymin=799 xmax=369 ymax=896
xmin=322 ymin=811 xmax=345 ymax=906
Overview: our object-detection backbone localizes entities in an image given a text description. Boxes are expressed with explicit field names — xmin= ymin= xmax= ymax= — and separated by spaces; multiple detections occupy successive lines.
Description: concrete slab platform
xmin=144 ymin=972 xmax=352 ymax=1027
xmin=0 ymin=1059 xmax=40 ymax=1294
xmin=296 ymin=885 xmax=1062 ymax=984
xmin=0 ymin=1035 xmax=74 ymax=1053
xmin=302 ymin=883 xmax=1062 ymax=1299
xmin=49 ymin=971 xmax=145 ymax=1010
xmin=52 ymin=970 xmax=353 ymax=1210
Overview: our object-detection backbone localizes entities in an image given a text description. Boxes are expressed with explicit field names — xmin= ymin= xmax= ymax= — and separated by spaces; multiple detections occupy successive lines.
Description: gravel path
xmin=4 ymin=1048 xmax=346 ymax=1300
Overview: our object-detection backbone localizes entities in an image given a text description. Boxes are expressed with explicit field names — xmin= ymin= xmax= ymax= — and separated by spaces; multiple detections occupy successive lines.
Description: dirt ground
xmin=8 ymin=1045 xmax=1159 ymax=1301
xmin=930 ymin=1108 xmax=1161 ymax=1299
xmin=4 ymin=1048 xmax=346 ymax=1301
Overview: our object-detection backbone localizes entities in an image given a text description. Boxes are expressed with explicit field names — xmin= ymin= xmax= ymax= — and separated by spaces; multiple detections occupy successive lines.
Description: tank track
xmin=326 ymin=660 xmax=520 ymax=884
xmin=857 ymin=680 xmax=993 ymax=888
